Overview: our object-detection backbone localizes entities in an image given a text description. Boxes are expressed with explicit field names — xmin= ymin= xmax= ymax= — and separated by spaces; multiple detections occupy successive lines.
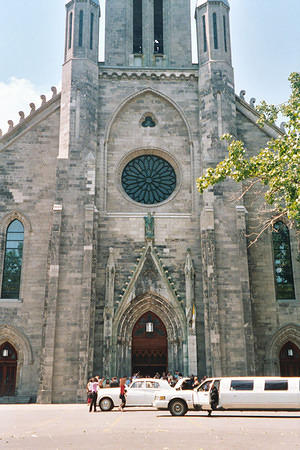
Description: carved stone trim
xmin=264 ymin=324 xmax=300 ymax=375
xmin=99 ymin=70 xmax=198 ymax=82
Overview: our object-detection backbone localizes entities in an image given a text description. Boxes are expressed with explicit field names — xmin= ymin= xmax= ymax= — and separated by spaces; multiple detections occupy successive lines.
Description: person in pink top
xmin=89 ymin=377 xmax=98 ymax=412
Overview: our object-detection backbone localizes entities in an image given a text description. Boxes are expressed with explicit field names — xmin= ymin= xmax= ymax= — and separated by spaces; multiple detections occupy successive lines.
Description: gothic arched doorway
xmin=132 ymin=312 xmax=167 ymax=377
xmin=0 ymin=342 xmax=17 ymax=396
xmin=280 ymin=342 xmax=300 ymax=376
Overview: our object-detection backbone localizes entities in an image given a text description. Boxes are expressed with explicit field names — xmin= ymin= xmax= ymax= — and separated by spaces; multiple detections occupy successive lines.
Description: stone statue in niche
xmin=144 ymin=213 xmax=154 ymax=240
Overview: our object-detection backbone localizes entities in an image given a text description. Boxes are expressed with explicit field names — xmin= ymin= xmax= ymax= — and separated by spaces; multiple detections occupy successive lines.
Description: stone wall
xmin=236 ymin=110 xmax=300 ymax=374
xmin=0 ymin=106 xmax=60 ymax=400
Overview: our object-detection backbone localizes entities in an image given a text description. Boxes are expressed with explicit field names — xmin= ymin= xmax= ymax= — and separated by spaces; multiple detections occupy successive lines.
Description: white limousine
xmin=153 ymin=377 xmax=300 ymax=416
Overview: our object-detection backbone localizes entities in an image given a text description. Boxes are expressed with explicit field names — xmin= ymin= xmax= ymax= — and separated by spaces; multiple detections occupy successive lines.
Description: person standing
xmin=86 ymin=378 xmax=93 ymax=405
xmin=89 ymin=377 xmax=98 ymax=413
xmin=118 ymin=377 xmax=127 ymax=411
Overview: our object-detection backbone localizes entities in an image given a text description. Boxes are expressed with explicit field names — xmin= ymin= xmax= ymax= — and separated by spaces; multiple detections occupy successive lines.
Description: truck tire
xmin=99 ymin=397 xmax=113 ymax=411
xmin=169 ymin=399 xmax=188 ymax=416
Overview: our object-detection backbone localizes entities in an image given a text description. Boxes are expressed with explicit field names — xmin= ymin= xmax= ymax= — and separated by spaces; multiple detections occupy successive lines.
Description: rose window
xmin=121 ymin=155 xmax=176 ymax=204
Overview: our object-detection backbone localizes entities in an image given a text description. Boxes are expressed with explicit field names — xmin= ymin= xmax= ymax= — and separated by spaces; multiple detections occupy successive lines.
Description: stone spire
xmin=64 ymin=0 xmax=100 ymax=64
xmin=195 ymin=0 xmax=232 ymax=68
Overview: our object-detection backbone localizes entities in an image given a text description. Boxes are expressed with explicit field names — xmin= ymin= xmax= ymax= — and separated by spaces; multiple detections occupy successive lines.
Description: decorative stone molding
xmin=0 ymin=86 xmax=60 ymax=141
xmin=264 ymin=323 xmax=300 ymax=375
xmin=0 ymin=210 xmax=32 ymax=234
xmin=115 ymin=241 xmax=184 ymax=314
xmin=139 ymin=112 xmax=158 ymax=128
xmin=99 ymin=70 xmax=198 ymax=82
xmin=116 ymin=147 xmax=182 ymax=209
xmin=0 ymin=324 xmax=33 ymax=365
xmin=184 ymin=249 xmax=195 ymax=329
xmin=105 ymin=248 xmax=116 ymax=310
xmin=236 ymin=95 xmax=283 ymax=139
xmin=110 ymin=291 xmax=188 ymax=376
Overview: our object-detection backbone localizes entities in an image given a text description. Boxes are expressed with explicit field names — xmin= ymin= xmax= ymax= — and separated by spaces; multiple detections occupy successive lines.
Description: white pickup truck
xmin=153 ymin=377 xmax=300 ymax=416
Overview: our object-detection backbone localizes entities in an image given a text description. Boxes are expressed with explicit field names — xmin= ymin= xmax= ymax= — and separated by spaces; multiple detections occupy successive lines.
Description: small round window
xmin=121 ymin=155 xmax=176 ymax=205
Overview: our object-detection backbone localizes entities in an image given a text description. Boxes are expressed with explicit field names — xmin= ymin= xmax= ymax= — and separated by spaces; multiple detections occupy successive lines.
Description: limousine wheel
xmin=169 ymin=399 xmax=188 ymax=416
xmin=99 ymin=397 xmax=113 ymax=411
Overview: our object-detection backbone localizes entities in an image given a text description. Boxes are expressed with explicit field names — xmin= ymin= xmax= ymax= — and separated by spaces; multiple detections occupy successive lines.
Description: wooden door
xmin=280 ymin=342 xmax=300 ymax=377
xmin=0 ymin=342 xmax=17 ymax=396
xmin=132 ymin=312 xmax=168 ymax=377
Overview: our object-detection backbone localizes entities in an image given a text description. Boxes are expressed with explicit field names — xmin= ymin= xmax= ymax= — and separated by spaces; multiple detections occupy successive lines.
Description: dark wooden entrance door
xmin=280 ymin=342 xmax=300 ymax=376
xmin=0 ymin=342 xmax=17 ymax=396
xmin=132 ymin=312 xmax=167 ymax=377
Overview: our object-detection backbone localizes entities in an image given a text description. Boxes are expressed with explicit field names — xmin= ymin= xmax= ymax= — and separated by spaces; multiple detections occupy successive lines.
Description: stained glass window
xmin=122 ymin=155 xmax=176 ymax=205
xmin=1 ymin=220 xmax=24 ymax=299
xmin=272 ymin=222 xmax=295 ymax=300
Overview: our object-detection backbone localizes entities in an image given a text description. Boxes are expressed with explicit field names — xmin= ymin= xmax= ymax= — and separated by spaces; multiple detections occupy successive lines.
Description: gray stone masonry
xmin=0 ymin=0 xmax=299 ymax=403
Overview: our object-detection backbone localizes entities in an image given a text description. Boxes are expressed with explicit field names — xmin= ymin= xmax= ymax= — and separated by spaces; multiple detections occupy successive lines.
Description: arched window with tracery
xmin=1 ymin=220 xmax=24 ymax=299
xmin=272 ymin=222 xmax=295 ymax=300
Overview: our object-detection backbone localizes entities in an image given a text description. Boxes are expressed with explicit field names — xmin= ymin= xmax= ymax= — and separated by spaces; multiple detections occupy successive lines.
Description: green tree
xmin=197 ymin=72 xmax=300 ymax=244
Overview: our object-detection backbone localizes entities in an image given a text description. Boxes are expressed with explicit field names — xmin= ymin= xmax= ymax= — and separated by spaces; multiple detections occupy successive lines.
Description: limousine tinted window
xmin=264 ymin=380 xmax=288 ymax=391
xmin=230 ymin=380 xmax=254 ymax=391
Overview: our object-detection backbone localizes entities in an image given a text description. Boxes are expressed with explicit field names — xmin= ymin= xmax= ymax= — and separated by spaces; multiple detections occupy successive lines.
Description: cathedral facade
xmin=0 ymin=0 xmax=299 ymax=403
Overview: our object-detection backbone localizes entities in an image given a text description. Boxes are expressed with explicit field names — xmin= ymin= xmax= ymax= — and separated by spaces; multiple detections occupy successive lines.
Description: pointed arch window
xmin=133 ymin=0 xmax=143 ymax=54
xmin=223 ymin=16 xmax=227 ymax=52
xmin=68 ymin=12 xmax=73 ymax=49
xmin=79 ymin=10 xmax=84 ymax=47
xmin=90 ymin=12 xmax=94 ymax=50
xmin=1 ymin=220 xmax=24 ymax=299
xmin=272 ymin=222 xmax=295 ymax=300
xmin=202 ymin=16 xmax=207 ymax=53
xmin=212 ymin=13 xmax=218 ymax=50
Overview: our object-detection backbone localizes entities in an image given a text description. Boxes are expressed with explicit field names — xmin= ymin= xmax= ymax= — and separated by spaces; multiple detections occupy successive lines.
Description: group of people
xmin=86 ymin=375 xmax=128 ymax=412
xmin=86 ymin=372 xmax=206 ymax=412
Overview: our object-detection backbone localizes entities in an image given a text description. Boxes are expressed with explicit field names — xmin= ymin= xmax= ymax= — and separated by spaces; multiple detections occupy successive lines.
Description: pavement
xmin=0 ymin=405 xmax=299 ymax=450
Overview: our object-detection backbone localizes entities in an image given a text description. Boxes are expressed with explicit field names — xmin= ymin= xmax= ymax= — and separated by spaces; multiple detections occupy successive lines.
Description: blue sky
xmin=0 ymin=0 xmax=299 ymax=132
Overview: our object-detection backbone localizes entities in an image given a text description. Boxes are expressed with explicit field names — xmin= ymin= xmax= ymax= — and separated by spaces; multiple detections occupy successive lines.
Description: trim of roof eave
xmin=235 ymin=95 xmax=284 ymax=139
xmin=0 ymin=93 xmax=61 ymax=153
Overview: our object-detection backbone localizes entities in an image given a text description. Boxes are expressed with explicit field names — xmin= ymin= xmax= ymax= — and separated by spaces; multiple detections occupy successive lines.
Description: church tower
xmin=38 ymin=0 xmax=101 ymax=403
xmin=105 ymin=0 xmax=193 ymax=68
xmin=59 ymin=0 xmax=100 ymax=159
xmin=196 ymin=0 xmax=255 ymax=376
